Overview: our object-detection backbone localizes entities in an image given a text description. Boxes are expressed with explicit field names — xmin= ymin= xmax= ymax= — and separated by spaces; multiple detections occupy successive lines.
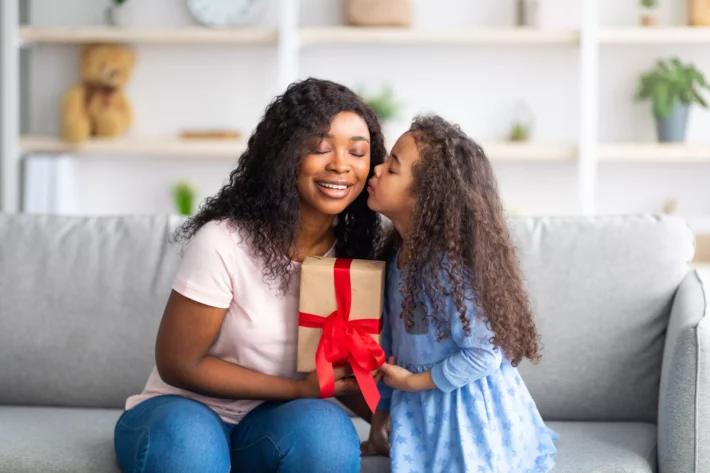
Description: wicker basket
xmin=346 ymin=0 xmax=413 ymax=27
xmin=689 ymin=0 xmax=710 ymax=26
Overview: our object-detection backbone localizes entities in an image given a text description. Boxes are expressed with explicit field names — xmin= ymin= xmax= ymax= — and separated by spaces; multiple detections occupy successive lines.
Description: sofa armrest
xmin=658 ymin=269 xmax=710 ymax=473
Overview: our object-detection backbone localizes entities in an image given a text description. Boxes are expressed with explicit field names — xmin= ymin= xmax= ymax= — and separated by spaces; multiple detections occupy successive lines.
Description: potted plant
xmin=639 ymin=0 xmax=659 ymax=27
xmin=359 ymin=85 xmax=404 ymax=146
xmin=635 ymin=58 xmax=710 ymax=142
xmin=105 ymin=0 xmax=129 ymax=27
xmin=173 ymin=181 xmax=197 ymax=216
xmin=508 ymin=101 xmax=535 ymax=142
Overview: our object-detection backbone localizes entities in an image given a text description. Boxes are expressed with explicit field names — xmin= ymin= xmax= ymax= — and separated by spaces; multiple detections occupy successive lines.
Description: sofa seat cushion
xmin=0 ymin=407 xmax=656 ymax=473
xmin=354 ymin=419 xmax=658 ymax=473
xmin=0 ymin=406 xmax=122 ymax=473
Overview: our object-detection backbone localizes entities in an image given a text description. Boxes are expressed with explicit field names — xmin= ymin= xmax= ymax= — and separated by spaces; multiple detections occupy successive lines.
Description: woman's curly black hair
xmin=174 ymin=78 xmax=386 ymax=291
xmin=386 ymin=115 xmax=541 ymax=367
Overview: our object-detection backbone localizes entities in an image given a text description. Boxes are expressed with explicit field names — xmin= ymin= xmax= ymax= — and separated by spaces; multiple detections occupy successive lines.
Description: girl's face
xmin=367 ymin=132 xmax=418 ymax=225
xmin=297 ymin=111 xmax=372 ymax=217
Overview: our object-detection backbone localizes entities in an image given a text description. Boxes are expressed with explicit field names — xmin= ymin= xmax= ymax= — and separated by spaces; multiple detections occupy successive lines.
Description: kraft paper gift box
xmin=296 ymin=257 xmax=386 ymax=411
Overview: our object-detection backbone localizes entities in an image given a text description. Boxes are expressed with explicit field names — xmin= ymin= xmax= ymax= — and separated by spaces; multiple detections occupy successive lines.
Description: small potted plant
xmin=639 ymin=0 xmax=659 ymax=27
xmin=173 ymin=181 xmax=197 ymax=216
xmin=105 ymin=0 xmax=129 ymax=27
xmin=635 ymin=57 xmax=710 ymax=142
xmin=359 ymin=85 xmax=404 ymax=146
xmin=508 ymin=101 xmax=535 ymax=142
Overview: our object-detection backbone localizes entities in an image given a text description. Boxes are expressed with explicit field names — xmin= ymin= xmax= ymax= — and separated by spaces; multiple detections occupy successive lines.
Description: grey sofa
xmin=0 ymin=213 xmax=707 ymax=473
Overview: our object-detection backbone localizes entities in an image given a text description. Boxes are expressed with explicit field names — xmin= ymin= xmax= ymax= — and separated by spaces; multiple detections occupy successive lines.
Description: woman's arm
xmin=336 ymin=393 xmax=373 ymax=423
xmin=156 ymin=290 xmax=358 ymax=401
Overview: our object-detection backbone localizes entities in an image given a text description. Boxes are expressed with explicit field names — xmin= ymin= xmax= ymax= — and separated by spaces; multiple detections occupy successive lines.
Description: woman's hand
xmin=299 ymin=365 xmax=360 ymax=398
xmin=361 ymin=409 xmax=390 ymax=457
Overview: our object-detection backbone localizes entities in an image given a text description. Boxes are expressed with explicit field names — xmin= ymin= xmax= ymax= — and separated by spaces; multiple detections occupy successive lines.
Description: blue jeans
xmin=113 ymin=395 xmax=360 ymax=473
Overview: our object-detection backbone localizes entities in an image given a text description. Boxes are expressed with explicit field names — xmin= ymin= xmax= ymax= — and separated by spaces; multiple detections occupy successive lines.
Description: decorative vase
xmin=509 ymin=101 xmax=534 ymax=142
xmin=654 ymin=103 xmax=690 ymax=142
xmin=516 ymin=0 xmax=539 ymax=27
xmin=346 ymin=0 xmax=413 ymax=27
xmin=689 ymin=0 xmax=710 ymax=26
xmin=104 ymin=4 xmax=126 ymax=27
xmin=639 ymin=5 xmax=659 ymax=27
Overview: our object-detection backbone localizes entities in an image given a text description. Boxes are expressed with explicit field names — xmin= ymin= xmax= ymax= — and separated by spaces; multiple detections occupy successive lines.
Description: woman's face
xmin=297 ymin=111 xmax=372 ymax=217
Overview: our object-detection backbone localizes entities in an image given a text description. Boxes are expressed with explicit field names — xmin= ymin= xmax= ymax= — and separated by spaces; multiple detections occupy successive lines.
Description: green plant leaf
xmin=637 ymin=57 xmax=710 ymax=116
xmin=359 ymin=85 xmax=402 ymax=122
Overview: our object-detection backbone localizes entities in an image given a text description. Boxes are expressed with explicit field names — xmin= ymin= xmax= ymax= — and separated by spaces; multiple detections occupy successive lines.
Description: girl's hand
xmin=377 ymin=356 xmax=414 ymax=391
xmin=377 ymin=356 xmax=436 ymax=392
xmin=299 ymin=365 xmax=359 ymax=398
xmin=361 ymin=409 xmax=390 ymax=457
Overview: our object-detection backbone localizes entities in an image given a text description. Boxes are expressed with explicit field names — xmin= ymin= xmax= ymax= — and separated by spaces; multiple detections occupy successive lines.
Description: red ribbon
xmin=298 ymin=258 xmax=385 ymax=413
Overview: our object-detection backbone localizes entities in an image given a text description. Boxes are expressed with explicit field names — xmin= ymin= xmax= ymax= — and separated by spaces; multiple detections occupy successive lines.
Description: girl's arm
xmin=156 ymin=290 xmax=357 ymax=400
xmin=380 ymin=299 xmax=500 ymax=393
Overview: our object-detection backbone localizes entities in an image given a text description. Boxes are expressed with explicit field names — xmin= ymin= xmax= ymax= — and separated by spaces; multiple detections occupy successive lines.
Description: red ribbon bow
xmin=298 ymin=258 xmax=385 ymax=413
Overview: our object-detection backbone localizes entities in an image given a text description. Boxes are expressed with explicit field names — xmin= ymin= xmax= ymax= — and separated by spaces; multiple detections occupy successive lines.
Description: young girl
xmin=362 ymin=115 xmax=558 ymax=472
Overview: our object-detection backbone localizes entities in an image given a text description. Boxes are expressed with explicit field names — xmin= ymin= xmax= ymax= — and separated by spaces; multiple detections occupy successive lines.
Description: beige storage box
xmin=346 ymin=0 xmax=413 ymax=27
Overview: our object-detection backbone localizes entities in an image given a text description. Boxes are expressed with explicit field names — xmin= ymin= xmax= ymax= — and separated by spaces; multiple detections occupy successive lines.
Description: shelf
xmin=19 ymin=27 xmax=278 ymax=45
xmin=20 ymin=136 xmax=573 ymax=163
xmin=598 ymin=143 xmax=710 ymax=162
xmin=481 ymin=143 xmax=577 ymax=162
xmin=299 ymin=27 xmax=579 ymax=46
xmin=600 ymin=27 xmax=710 ymax=44
xmin=20 ymin=135 xmax=247 ymax=159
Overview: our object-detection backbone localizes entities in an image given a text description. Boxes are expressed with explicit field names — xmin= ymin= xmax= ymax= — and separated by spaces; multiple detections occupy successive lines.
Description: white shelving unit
xmin=19 ymin=135 xmax=573 ymax=163
xmin=600 ymin=27 xmax=710 ymax=44
xmin=20 ymin=135 xmax=248 ymax=160
xmin=599 ymin=143 xmax=710 ymax=163
xmin=299 ymin=27 xmax=579 ymax=46
xmin=1 ymin=0 xmax=710 ymax=214
xmin=19 ymin=26 xmax=278 ymax=45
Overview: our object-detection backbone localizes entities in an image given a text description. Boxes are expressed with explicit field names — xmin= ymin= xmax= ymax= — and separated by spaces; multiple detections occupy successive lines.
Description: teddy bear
xmin=60 ymin=43 xmax=136 ymax=143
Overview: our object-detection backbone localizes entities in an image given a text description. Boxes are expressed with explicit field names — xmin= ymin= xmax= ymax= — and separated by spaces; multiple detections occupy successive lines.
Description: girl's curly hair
xmin=174 ymin=78 xmax=386 ymax=291
xmin=393 ymin=114 xmax=540 ymax=366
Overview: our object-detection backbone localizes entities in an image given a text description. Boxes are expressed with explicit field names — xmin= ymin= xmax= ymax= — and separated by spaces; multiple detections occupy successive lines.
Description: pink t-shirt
xmin=125 ymin=219 xmax=334 ymax=424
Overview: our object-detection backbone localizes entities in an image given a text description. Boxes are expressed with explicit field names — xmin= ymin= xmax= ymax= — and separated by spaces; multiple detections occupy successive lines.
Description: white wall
xmin=24 ymin=0 xmax=710 ymax=229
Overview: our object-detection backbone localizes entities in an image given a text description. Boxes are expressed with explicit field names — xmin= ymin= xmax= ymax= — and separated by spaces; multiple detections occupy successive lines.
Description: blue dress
xmin=378 ymin=257 xmax=558 ymax=473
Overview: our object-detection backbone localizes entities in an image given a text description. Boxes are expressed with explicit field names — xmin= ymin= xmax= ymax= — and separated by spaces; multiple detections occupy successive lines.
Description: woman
xmin=114 ymin=78 xmax=386 ymax=473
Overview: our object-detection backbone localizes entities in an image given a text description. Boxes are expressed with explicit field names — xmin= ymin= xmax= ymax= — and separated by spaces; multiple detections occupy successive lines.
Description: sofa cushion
xmin=0 ymin=406 xmax=122 ymax=473
xmin=0 ymin=408 xmax=657 ymax=473
xmin=511 ymin=215 xmax=694 ymax=422
xmin=0 ymin=213 xmax=694 ymax=421
xmin=0 ymin=214 xmax=185 ymax=409
xmin=354 ymin=419 xmax=658 ymax=473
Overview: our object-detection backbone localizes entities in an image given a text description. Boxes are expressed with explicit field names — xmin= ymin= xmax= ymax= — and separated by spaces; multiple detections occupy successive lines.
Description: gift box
xmin=297 ymin=257 xmax=386 ymax=411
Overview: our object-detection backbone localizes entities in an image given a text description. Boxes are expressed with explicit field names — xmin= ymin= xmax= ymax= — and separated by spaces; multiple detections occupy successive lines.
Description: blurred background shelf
xmin=299 ymin=27 xmax=580 ymax=46
xmin=599 ymin=143 xmax=710 ymax=162
xmin=482 ymin=143 xmax=577 ymax=162
xmin=20 ymin=135 xmax=247 ymax=159
xmin=600 ymin=27 xmax=710 ymax=44
xmin=19 ymin=26 xmax=278 ymax=45
xmin=21 ymin=135 xmax=572 ymax=163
